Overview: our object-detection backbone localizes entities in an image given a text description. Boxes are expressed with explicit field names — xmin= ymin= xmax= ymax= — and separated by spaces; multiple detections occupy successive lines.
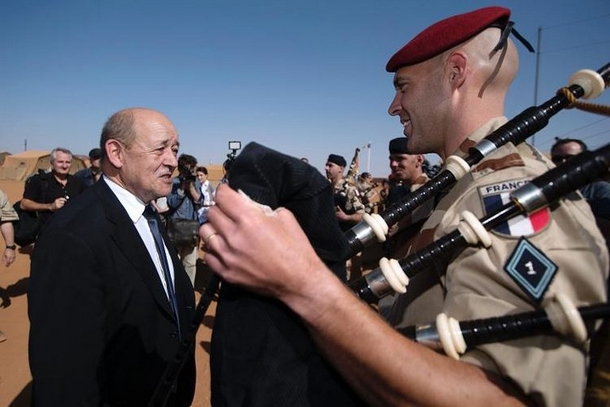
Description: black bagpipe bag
xmin=210 ymin=142 xmax=364 ymax=406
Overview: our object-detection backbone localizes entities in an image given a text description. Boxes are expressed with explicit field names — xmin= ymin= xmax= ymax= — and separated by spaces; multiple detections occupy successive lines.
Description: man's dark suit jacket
xmin=28 ymin=179 xmax=196 ymax=406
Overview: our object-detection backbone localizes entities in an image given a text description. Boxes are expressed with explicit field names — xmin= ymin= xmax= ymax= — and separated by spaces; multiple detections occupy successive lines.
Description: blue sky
xmin=2 ymin=0 xmax=609 ymax=177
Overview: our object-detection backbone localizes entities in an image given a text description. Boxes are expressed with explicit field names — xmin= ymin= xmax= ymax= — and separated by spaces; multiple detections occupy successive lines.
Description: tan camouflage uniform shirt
xmin=0 ymin=189 xmax=19 ymax=222
xmin=333 ymin=178 xmax=365 ymax=214
xmin=387 ymin=117 xmax=609 ymax=406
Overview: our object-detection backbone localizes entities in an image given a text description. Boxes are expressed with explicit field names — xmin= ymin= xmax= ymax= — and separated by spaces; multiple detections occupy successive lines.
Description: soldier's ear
xmin=446 ymin=51 xmax=467 ymax=89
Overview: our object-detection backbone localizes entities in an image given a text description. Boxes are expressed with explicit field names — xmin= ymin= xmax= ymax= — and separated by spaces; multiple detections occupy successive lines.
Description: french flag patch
xmin=479 ymin=179 xmax=550 ymax=237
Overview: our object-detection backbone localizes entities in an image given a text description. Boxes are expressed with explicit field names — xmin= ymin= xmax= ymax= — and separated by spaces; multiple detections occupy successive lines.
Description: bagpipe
xmin=350 ymin=142 xmax=610 ymax=302
xmin=148 ymin=62 xmax=610 ymax=406
xmin=346 ymin=146 xmax=361 ymax=185
xmin=344 ymin=62 xmax=610 ymax=260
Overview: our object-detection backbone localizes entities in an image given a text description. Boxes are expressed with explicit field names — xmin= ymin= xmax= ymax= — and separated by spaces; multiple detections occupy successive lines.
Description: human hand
xmin=187 ymin=181 xmax=199 ymax=197
xmin=50 ymin=197 xmax=67 ymax=211
xmin=3 ymin=248 xmax=15 ymax=267
xmin=334 ymin=206 xmax=349 ymax=221
xmin=199 ymin=185 xmax=328 ymax=302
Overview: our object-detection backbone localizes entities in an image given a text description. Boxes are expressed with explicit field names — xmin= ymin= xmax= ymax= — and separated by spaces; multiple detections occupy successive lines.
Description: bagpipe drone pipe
xmin=398 ymin=293 xmax=610 ymax=360
xmin=344 ymin=62 xmax=610 ymax=260
xmin=349 ymin=142 xmax=610 ymax=303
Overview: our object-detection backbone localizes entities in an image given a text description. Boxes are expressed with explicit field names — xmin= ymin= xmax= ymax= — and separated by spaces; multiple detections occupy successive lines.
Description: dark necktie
xmin=143 ymin=204 xmax=181 ymax=339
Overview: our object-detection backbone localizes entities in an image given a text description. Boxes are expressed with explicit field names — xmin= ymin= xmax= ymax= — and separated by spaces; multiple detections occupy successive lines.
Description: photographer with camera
xmin=166 ymin=153 xmax=202 ymax=286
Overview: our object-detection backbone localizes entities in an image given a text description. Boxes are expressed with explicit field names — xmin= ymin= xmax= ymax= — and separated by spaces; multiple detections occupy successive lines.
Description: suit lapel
xmin=94 ymin=181 xmax=176 ymax=320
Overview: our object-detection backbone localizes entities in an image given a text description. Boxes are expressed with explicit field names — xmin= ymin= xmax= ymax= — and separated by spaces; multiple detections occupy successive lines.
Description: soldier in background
xmin=385 ymin=137 xmax=433 ymax=259
xmin=0 ymin=188 xmax=18 ymax=342
xmin=325 ymin=154 xmax=365 ymax=231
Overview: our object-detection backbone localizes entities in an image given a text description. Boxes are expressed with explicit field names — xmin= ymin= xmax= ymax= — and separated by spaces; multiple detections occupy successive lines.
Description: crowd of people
xmin=0 ymin=5 xmax=608 ymax=406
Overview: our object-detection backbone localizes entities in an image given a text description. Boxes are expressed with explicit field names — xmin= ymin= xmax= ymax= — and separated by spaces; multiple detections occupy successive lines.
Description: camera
xmin=178 ymin=162 xmax=196 ymax=183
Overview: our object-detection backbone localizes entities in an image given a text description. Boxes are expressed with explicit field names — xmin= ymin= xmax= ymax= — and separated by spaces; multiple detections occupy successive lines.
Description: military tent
xmin=0 ymin=151 xmax=10 ymax=166
xmin=0 ymin=150 xmax=87 ymax=181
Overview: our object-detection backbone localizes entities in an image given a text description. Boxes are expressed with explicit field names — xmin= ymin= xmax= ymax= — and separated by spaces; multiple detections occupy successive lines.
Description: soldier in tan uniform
xmin=385 ymin=137 xmax=432 ymax=260
xmin=0 ymin=188 xmax=19 ymax=342
xmin=385 ymin=117 xmax=608 ymax=405
xmin=325 ymin=153 xmax=367 ymax=280
xmin=0 ymin=189 xmax=18 ymax=268
xmin=356 ymin=172 xmax=380 ymax=215
xmin=325 ymin=153 xmax=365 ymax=231
xmin=378 ymin=137 xmax=433 ymax=318
xmin=200 ymin=6 xmax=608 ymax=406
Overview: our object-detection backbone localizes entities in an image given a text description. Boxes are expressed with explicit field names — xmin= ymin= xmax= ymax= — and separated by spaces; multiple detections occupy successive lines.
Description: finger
xmin=273 ymin=206 xmax=296 ymax=223
xmin=202 ymin=228 xmax=229 ymax=266
xmin=199 ymin=224 xmax=215 ymax=241
xmin=206 ymin=203 xmax=236 ymax=242
xmin=202 ymin=232 xmax=219 ymax=246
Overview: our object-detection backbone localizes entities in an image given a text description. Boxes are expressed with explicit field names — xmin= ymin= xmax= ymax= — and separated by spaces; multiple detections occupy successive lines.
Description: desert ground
xmin=0 ymin=179 xmax=216 ymax=406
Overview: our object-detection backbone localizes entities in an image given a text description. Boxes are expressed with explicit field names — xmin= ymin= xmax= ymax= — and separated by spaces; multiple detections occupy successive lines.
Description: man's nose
xmin=388 ymin=92 xmax=402 ymax=116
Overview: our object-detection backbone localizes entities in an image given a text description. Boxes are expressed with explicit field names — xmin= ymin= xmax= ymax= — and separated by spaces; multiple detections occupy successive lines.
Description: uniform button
xmin=170 ymin=332 xmax=178 ymax=338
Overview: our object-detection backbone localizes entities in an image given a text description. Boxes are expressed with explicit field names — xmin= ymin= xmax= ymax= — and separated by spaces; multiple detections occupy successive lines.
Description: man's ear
xmin=416 ymin=154 xmax=425 ymax=167
xmin=105 ymin=139 xmax=125 ymax=168
xmin=447 ymin=52 xmax=467 ymax=89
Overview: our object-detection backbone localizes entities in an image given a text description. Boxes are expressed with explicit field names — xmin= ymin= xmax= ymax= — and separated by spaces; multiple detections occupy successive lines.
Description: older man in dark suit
xmin=28 ymin=108 xmax=196 ymax=406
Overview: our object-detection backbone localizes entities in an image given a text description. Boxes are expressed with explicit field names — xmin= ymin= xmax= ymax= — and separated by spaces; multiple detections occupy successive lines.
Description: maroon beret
xmin=386 ymin=6 xmax=510 ymax=72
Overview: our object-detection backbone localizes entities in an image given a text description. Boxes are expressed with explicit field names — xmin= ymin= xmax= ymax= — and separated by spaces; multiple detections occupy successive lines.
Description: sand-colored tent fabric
xmin=0 ymin=151 xmax=10 ymax=167
xmin=0 ymin=151 xmax=87 ymax=181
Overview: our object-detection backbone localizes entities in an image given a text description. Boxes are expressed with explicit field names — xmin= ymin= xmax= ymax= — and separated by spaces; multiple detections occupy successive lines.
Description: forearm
xmin=20 ymin=198 xmax=52 ymax=212
xmin=1 ymin=221 xmax=15 ymax=246
xmin=337 ymin=211 xmax=364 ymax=224
xmin=1 ymin=222 xmax=16 ymax=266
xmin=189 ymin=184 xmax=201 ymax=202
xmin=347 ymin=212 xmax=364 ymax=223
xmin=283 ymin=269 xmax=527 ymax=407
